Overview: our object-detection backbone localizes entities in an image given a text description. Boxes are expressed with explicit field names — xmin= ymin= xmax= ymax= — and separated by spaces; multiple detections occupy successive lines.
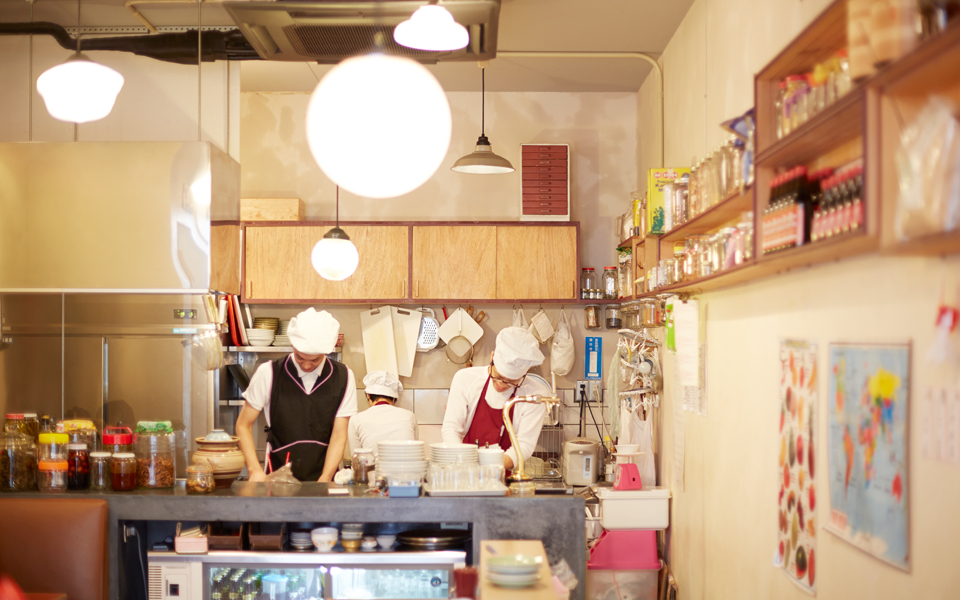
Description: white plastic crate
xmin=597 ymin=486 xmax=671 ymax=530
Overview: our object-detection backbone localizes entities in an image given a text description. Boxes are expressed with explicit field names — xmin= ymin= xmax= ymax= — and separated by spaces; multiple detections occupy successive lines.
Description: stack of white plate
xmin=289 ymin=530 xmax=313 ymax=551
xmin=377 ymin=440 xmax=427 ymax=480
xmin=486 ymin=555 xmax=543 ymax=588
xmin=478 ymin=447 xmax=505 ymax=466
xmin=429 ymin=442 xmax=479 ymax=465
xmin=246 ymin=329 xmax=275 ymax=347
xmin=273 ymin=319 xmax=291 ymax=347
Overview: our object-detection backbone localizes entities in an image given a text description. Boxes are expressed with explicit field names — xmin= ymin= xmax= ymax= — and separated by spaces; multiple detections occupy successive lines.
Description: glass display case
xmin=147 ymin=550 xmax=465 ymax=600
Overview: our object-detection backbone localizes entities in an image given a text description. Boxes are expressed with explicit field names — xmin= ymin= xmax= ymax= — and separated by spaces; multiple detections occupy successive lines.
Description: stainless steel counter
xmin=15 ymin=482 xmax=586 ymax=600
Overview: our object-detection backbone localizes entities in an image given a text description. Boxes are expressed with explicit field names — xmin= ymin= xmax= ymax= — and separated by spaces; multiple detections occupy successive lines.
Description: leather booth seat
xmin=0 ymin=497 xmax=108 ymax=600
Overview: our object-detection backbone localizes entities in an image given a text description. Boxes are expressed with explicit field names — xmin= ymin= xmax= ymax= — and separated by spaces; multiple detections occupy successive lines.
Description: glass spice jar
xmin=67 ymin=443 xmax=89 ymax=490
xmin=38 ymin=460 xmax=68 ymax=493
xmin=186 ymin=462 xmax=215 ymax=494
xmin=89 ymin=452 xmax=112 ymax=491
xmin=580 ymin=268 xmax=597 ymax=299
xmin=111 ymin=453 xmax=138 ymax=491
xmin=0 ymin=431 xmax=38 ymax=491
xmin=602 ymin=267 xmax=618 ymax=300
xmin=605 ymin=304 xmax=622 ymax=329
xmin=584 ymin=304 xmax=601 ymax=330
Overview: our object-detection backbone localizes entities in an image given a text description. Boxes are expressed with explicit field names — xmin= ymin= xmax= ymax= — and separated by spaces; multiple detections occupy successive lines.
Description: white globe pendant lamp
xmin=305 ymin=46 xmax=452 ymax=199
xmin=311 ymin=187 xmax=359 ymax=281
xmin=394 ymin=4 xmax=468 ymax=52
xmin=37 ymin=0 xmax=123 ymax=124
xmin=452 ymin=67 xmax=514 ymax=174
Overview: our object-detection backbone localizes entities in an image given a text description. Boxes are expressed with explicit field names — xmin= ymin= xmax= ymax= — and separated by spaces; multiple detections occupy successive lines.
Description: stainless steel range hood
xmin=0 ymin=142 xmax=240 ymax=293
xmin=222 ymin=0 xmax=500 ymax=63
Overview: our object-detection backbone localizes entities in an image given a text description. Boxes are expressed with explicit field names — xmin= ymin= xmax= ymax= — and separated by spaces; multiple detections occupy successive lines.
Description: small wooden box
xmin=241 ymin=198 xmax=303 ymax=221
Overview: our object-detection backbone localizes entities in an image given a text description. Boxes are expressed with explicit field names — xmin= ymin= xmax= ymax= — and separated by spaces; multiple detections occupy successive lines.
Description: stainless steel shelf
xmin=226 ymin=346 xmax=293 ymax=352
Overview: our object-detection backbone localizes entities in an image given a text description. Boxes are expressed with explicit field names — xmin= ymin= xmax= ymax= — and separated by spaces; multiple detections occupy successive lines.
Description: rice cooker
xmin=563 ymin=438 xmax=600 ymax=486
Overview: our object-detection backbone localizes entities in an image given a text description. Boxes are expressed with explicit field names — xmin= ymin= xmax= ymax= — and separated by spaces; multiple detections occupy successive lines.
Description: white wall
xmin=638 ymin=1 xmax=960 ymax=598
xmin=0 ymin=36 xmax=240 ymax=158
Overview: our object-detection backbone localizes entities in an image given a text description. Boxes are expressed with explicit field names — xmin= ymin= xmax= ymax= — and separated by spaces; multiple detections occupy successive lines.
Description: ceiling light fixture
xmin=451 ymin=66 xmax=514 ymax=174
xmin=36 ymin=0 xmax=123 ymax=124
xmin=312 ymin=187 xmax=359 ymax=281
xmin=305 ymin=34 xmax=451 ymax=199
xmin=393 ymin=3 xmax=468 ymax=52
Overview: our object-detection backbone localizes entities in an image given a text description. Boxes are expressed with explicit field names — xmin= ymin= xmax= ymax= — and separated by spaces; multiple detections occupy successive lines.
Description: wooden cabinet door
xmin=412 ymin=226 xmax=497 ymax=300
xmin=245 ymin=225 xmax=408 ymax=301
xmin=496 ymin=226 xmax=578 ymax=300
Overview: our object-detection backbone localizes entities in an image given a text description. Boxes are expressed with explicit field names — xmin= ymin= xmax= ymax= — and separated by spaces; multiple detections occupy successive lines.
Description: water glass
xmin=480 ymin=465 xmax=505 ymax=490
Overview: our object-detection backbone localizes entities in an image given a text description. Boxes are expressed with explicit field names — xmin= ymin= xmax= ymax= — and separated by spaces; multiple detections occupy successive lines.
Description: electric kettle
xmin=562 ymin=438 xmax=600 ymax=486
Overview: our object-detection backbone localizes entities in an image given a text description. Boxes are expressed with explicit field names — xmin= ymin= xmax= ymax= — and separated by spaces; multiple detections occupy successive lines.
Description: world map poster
xmin=826 ymin=343 xmax=910 ymax=570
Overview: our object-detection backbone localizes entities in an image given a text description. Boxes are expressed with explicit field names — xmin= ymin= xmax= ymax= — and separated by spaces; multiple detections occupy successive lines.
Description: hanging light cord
xmin=481 ymin=67 xmax=485 ymax=137
xmin=335 ymin=186 xmax=340 ymax=227
xmin=76 ymin=0 xmax=81 ymax=53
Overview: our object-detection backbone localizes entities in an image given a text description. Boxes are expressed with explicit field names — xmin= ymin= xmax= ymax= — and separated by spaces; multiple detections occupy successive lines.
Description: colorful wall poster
xmin=775 ymin=340 xmax=818 ymax=593
xmin=826 ymin=343 xmax=910 ymax=570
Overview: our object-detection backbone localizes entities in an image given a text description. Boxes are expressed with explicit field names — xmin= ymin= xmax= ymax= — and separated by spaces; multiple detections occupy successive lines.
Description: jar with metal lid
xmin=683 ymin=235 xmax=709 ymax=280
xmin=710 ymin=228 xmax=736 ymax=273
xmin=602 ymin=267 xmax=618 ymax=299
xmin=698 ymin=236 xmax=714 ymax=278
xmin=605 ymin=304 xmax=622 ymax=329
xmin=136 ymin=431 xmax=176 ymax=488
xmin=67 ymin=443 xmax=89 ymax=490
xmin=102 ymin=426 xmax=134 ymax=455
xmin=89 ymin=452 xmax=112 ymax=491
xmin=0 ymin=431 xmax=37 ymax=490
xmin=21 ymin=413 xmax=39 ymax=440
xmin=584 ymin=304 xmax=601 ymax=330
xmin=352 ymin=449 xmax=375 ymax=485
xmin=186 ymin=462 xmax=215 ymax=494
xmin=580 ymin=268 xmax=597 ymax=299
xmin=673 ymin=245 xmax=686 ymax=283
xmin=621 ymin=301 xmax=642 ymax=331
xmin=111 ymin=453 xmax=138 ymax=491
xmin=39 ymin=432 xmax=69 ymax=462
xmin=38 ymin=460 xmax=68 ymax=493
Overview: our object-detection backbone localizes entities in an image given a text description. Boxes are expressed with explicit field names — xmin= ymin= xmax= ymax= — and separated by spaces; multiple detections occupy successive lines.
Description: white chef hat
xmin=363 ymin=371 xmax=404 ymax=399
xmin=493 ymin=327 xmax=545 ymax=379
xmin=287 ymin=308 xmax=340 ymax=355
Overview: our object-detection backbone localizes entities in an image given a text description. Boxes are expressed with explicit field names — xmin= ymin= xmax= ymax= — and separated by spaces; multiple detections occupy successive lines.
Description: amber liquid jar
xmin=67 ymin=443 xmax=89 ymax=490
xmin=111 ymin=453 xmax=138 ymax=491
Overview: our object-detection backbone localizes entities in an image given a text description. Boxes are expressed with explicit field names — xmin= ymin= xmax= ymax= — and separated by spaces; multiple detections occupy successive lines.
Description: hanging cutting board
xmin=360 ymin=307 xmax=399 ymax=376
xmin=438 ymin=308 xmax=484 ymax=345
xmin=391 ymin=307 xmax=422 ymax=378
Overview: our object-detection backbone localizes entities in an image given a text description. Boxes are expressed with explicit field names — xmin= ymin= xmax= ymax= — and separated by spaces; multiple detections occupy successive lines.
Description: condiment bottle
xmin=111 ymin=453 xmax=138 ymax=491
xmin=67 ymin=443 xmax=89 ymax=490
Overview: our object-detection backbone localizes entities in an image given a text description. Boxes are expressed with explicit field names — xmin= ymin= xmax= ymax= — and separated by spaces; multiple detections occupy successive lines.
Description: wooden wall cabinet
xmin=496 ymin=226 xmax=578 ymax=300
xmin=412 ymin=226 xmax=497 ymax=300
xmin=244 ymin=225 xmax=409 ymax=301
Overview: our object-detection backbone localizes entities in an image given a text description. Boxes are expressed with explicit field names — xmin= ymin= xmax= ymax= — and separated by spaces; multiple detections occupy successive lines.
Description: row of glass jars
xmin=646 ymin=213 xmax=754 ymax=291
xmin=687 ymin=137 xmax=746 ymax=225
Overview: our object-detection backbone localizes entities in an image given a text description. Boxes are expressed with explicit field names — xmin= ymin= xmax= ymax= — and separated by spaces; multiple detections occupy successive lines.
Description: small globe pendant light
xmin=451 ymin=66 xmax=514 ymax=174
xmin=37 ymin=0 xmax=123 ymax=124
xmin=312 ymin=187 xmax=359 ymax=281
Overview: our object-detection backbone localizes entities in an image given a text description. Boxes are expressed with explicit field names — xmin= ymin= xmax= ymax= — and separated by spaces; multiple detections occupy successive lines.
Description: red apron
xmin=462 ymin=376 xmax=516 ymax=451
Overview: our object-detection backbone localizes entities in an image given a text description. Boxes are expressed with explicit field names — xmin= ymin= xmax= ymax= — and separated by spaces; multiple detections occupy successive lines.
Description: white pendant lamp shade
xmin=451 ymin=135 xmax=515 ymax=173
xmin=394 ymin=5 xmax=468 ymax=51
xmin=311 ymin=229 xmax=359 ymax=281
xmin=305 ymin=53 xmax=452 ymax=199
xmin=36 ymin=53 xmax=124 ymax=124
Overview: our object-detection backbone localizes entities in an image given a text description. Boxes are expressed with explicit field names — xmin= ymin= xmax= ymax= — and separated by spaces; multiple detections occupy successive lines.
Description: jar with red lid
xmin=38 ymin=460 xmax=68 ymax=493
xmin=111 ymin=453 xmax=137 ymax=491
xmin=67 ymin=443 xmax=89 ymax=490
xmin=102 ymin=426 xmax=134 ymax=455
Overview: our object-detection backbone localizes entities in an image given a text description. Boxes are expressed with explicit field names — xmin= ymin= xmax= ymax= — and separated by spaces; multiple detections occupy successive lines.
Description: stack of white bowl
xmin=376 ymin=440 xmax=427 ymax=481
xmin=429 ymin=443 xmax=479 ymax=465
xmin=486 ymin=555 xmax=543 ymax=588
xmin=289 ymin=530 xmax=313 ymax=551
xmin=478 ymin=447 xmax=505 ymax=467
xmin=246 ymin=328 xmax=275 ymax=347
xmin=273 ymin=319 xmax=291 ymax=347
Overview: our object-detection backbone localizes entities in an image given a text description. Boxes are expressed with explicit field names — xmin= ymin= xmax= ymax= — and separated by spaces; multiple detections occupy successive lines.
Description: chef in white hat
xmin=347 ymin=371 xmax=418 ymax=458
xmin=441 ymin=327 xmax=550 ymax=470
xmin=236 ymin=308 xmax=358 ymax=482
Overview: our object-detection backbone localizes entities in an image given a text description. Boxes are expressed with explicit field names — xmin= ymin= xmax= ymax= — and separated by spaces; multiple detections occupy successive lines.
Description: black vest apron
xmin=265 ymin=355 xmax=348 ymax=481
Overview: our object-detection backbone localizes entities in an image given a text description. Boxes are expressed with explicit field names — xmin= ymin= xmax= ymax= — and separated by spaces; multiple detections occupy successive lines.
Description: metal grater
xmin=416 ymin=308 xmax=440 ymax=352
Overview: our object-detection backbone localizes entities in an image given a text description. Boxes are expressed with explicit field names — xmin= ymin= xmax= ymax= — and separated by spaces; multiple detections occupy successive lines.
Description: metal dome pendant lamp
xmin=311 ymin=187 xmax=359 ymax=281
xmin=451 ymin=67 xmax=514 ymax=174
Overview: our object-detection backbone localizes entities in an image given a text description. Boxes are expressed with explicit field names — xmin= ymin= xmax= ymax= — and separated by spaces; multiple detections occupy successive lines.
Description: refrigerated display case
xmin=147 ymin=550 xmax=466 ymax=600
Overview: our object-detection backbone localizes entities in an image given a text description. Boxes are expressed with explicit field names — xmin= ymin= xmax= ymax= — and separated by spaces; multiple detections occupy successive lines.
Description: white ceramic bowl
xmin=312 ymin=537 xmax=336 ymax=551
xmin=340 ymin=531 xmax=363 ymax=540
xmin=361 ymin=536 xmax=378 ymax=550
xmin=615 ymin=444 xmax=640 ymax=454
xmin=376 ymin=535 xmax=396 ymax=548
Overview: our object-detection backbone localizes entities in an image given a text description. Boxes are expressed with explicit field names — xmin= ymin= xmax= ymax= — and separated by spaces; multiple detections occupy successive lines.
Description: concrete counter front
xmin=17 ymin=483 xmax=586 ymax=600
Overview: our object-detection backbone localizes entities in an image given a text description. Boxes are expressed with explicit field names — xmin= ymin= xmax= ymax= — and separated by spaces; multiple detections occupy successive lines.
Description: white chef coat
xmin=441 ymin=366 xmax=549 ymax=467
xmin=347 ymin=403 xmax=418 ymax=457
xmin=242 ymin=356 xmax=358 ymax=427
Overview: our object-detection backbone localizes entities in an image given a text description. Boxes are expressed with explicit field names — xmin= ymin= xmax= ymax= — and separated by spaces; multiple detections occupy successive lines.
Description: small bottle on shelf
xmin=850 ymin=165 xmax=864 ymax=231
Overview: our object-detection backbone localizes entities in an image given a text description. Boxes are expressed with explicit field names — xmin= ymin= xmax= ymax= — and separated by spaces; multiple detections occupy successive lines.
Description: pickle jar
xmin=67 ymin=443 xmax=89 ymax=490
xmin=102 ymin=426 xmax=134 ymax=455
xmin=22 ymin=413 xmax=39 ymax=441
xmin=38 ymin=460 xmax=68 ymax=493
xmin=58 ymin=420 xmax=98 ymax=452
xmin=0 ymin=431 xmax=38 ymax=491
xmin=111 ymin=453 xmax=138 ymax=491
xmin=39 ymin=432 xmax=69 ymax=462
xmin=584 ymin=304 xmax=601 ymax=330
xmin=186 ymin=462 xmax=215 ymax=494
xmin=352 ymin=449 xmax=375 ymax=485
xmin=89 ymin=452 xmax=112 ymax=491
xmin=4 ymin=414 xmax=27 ymax=436
xmin=135 ymin=431 xmax=176 ymax=488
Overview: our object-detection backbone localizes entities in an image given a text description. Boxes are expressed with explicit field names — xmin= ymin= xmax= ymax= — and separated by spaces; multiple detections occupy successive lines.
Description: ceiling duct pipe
xmin=0 ymin=22 xmax=261 ymax=64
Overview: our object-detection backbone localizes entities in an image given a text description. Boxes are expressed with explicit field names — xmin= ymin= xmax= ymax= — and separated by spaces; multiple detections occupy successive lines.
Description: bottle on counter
xmin=89 ymin=451 xmax=112 ymax=491
xmin=136 ymin=428 xmax=176 ymax=489
xmin=39 ymin=414 xmax=56 ymax=434
xmin=111 ymin=453 xmax=138 ymax=491
xmin=0 ymin=431 xmax=38 ymax=491
xmin=67 ymin=443 xmax=89 ymax=490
